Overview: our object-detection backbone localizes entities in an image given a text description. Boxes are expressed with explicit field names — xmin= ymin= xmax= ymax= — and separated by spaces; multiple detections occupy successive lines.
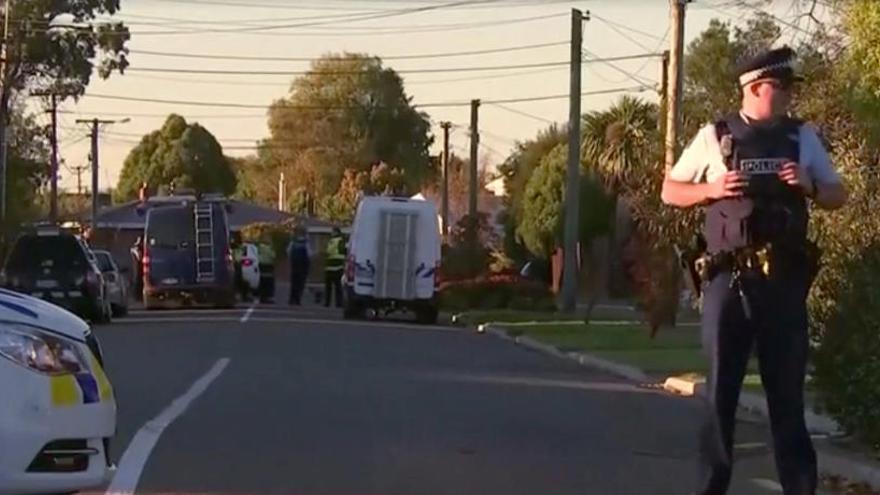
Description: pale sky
xmin=36 ymin=0 xmax=822 ymax=194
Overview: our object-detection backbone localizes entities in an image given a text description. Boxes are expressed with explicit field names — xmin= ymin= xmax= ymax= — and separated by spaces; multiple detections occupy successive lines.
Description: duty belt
xmin=695 ymin=244 xmax=772 ymax=282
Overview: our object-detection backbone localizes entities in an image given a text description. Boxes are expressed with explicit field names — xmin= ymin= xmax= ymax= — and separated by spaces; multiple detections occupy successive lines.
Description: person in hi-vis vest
xmin=324 ymin=227 xmax=345 ymax=308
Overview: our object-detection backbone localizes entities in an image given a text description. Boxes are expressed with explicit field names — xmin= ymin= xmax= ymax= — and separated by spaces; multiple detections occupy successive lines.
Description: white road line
xmin=239 ymin=302 xmax=257 ymax=323
xmin=751 ymin=478 xmax=784 ymax=492
xmin=106 ymin=358 xmax=230 ymax=495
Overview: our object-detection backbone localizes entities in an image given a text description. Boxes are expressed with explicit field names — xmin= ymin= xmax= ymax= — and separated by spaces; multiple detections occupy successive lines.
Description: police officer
xmin=662 ymin=47 xmax=847 ymax=495
xmin=286 ymin=227 xmax=312 ymax=306
xmin=324 ymin=227 xmax=345 ymax=308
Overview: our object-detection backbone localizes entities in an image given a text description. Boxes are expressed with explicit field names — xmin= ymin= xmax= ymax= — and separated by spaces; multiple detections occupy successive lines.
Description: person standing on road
xmin=287 ymin=227 xmax=312 ymax=306
xmin=130 ymin=235 xmax=144 ymax=300
xmin=324 ymin=227 xmax=345 ymax=308
xmin=257 ymin=240 xmax=276 ymax=303
xmin=661 ymin=46 xmax=847 ymax=495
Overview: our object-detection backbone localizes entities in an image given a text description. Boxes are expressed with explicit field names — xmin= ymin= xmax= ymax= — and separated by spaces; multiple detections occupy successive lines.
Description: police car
xmin=0 ymin=288 xmax=116 ymax=494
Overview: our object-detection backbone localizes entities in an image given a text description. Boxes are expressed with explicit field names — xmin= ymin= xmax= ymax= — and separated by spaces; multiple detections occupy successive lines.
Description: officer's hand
xmin=707 ymin=171 xmax=748 ymax=200
xmin=779 ymin=162 xmax=814 ymax=194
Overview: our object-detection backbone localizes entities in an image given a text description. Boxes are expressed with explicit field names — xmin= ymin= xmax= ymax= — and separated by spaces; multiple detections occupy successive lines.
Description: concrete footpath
xmin=474 ymin=321 xmax=880 ymax=491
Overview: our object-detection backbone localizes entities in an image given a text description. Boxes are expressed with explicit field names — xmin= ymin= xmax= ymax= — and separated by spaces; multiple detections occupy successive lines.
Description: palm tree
xmin=579 ymin=96 xmax=668 ymax=333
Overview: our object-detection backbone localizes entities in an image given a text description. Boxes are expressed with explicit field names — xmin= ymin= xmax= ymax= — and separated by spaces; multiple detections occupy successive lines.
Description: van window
xmin=147 ymin=207 xmax=195 ymax=249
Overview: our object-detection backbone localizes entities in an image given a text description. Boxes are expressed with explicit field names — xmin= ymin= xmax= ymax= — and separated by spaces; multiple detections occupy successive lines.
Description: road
xmin=86 ymin=301 xmax=811 ymax=495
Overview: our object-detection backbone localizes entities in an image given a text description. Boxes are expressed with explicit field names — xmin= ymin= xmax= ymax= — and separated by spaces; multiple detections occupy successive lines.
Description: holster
xmin=674 ymin=244 xmax=704 ymax=300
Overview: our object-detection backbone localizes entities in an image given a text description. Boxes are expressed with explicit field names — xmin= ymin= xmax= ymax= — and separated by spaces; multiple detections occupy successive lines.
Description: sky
xmin=33 ymin=0 xmax=825 ymax=194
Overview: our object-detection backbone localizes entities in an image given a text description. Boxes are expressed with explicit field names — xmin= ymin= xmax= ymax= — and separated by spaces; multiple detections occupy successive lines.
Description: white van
xmin=343 ymin=196 xmax=441 ymax=324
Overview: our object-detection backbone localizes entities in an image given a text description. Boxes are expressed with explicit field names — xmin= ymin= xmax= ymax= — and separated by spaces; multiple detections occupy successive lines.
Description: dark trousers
xmin=324 ymin=270 xmax=343 ymax=307
xmin=697 ymin=271 xmax=816 ymax=495
xmin=258 ymin=264 xmax=275 ymax=302
xmin=289 ymin=262 xmax=309 ymax=305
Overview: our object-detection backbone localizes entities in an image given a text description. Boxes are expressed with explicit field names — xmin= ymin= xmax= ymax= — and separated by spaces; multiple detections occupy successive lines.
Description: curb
xmin=480 ymin=323 xmax=649 ymax=383
xmin=475 ymin=321 xmax=880 ymax=489
xmin=662 ymin=376 xmax=841 ymax=436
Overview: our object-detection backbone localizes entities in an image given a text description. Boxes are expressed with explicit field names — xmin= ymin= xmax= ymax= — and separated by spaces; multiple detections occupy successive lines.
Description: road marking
xmin=735 ymin=442 xmax=767 ymax=450
xmin=106 ymin=358 xmax=230 ymax=495
xmin=240 ymin=302 xmax=257 ymax=323
xmin=751 ymin=478 xmax=783 ymax=491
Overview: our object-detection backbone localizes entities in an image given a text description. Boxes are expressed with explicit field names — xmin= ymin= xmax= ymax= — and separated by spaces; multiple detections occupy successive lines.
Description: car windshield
xmin=5 ymin=234 xmax=87 ymax=273
xmin=147 ymin=207 xmax=194 ymax=249
xmin=93 ymin=251 xmax=114 ymax=272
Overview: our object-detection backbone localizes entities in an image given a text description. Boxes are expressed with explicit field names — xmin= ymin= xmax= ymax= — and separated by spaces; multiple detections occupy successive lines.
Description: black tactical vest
xmin=703 ymin=113 xmax=809 ymax=254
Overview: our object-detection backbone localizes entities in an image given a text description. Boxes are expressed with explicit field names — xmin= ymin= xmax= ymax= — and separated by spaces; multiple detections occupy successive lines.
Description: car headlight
xmin=0 ymin=323 xmax=88 ymax=375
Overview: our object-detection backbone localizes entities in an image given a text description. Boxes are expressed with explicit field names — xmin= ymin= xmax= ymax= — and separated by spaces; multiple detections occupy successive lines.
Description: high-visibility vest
xmin=325 ymin=236 xmax=345 ymax=271
xmin=258 ymin=243 xmax=276 ymax=265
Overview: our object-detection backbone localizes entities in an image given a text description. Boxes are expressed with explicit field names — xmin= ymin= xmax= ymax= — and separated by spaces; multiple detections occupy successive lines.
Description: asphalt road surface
xmin=85 ymin=299 xmax=823 ymax=495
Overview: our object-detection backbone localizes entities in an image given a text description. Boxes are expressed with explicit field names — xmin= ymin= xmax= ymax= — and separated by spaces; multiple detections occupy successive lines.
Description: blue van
xmin=141 ymin=199 xmax=235 ymax=309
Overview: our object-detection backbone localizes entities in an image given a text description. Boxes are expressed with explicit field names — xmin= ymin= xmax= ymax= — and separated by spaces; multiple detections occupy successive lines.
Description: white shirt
xmin=669 ymin=122 xmax=842 ymax=185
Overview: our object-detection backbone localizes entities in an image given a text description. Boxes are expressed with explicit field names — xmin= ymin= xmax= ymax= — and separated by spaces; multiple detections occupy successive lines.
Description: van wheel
xmin=416 ymin=305 xmax=439 ymax=325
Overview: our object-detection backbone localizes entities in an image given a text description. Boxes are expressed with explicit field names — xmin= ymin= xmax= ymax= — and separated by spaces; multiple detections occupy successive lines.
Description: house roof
xmin=94 ymin=196 xmax=294 ymax=231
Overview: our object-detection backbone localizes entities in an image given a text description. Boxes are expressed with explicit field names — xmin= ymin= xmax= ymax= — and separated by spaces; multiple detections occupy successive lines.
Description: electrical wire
xmin=127 ymin=40 xmax=569 ymax=62
xmin=486 ymin=103 xmax=556 ymax=124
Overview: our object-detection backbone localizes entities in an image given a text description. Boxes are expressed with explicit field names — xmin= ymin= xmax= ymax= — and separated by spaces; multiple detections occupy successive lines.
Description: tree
xmin=0 ymin=0 xmax=129 ymax=214
xmin=115 ymin=115 xmax=237 ymax=202
xmin=3 ymin=105 xmax=50 ymax=232
xmin=257 ymin=54 xmax=433 ymax=204
xmin=497 ymin=124 xmax=567 ymax=261
xmin=517 ymin=144 xmax=614 ymax=259
xmin=681 ymin=14 xmax=780 ymax=137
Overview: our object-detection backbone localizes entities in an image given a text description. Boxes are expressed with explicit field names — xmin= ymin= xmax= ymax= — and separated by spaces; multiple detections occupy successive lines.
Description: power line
xmin=81 ymin=85 xmax=650 ymax=110
xmin=582 ymin=48 xmax=655 ymax=88
xmin=123 ymin=60 xmax=570 ymax=76
xmin=487 ymin=103 xmax=556 ymax=124
xmin=112 ymin=0 xmax=507 ymax=36
xmin=590 ymin=14 xmax=664 ymax=42
xmin=146 ymin=0 xmax=568 ymax=11
xmin=121 ymin=53 xmax=659 ymax=77
xmin=126 ymin=12 xmax=568 ymax=37
xmin=592 ymin=16 xmax=656 ymax=53
xmin=119 ymin=64 xmax=569 ymax=88
xmin=128 ymin=39 xmax=569 ymax=62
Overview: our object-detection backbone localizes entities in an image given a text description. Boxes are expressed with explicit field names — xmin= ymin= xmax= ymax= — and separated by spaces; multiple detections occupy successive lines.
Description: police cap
xmin=735 ymin=46 xmax=803 ymax=87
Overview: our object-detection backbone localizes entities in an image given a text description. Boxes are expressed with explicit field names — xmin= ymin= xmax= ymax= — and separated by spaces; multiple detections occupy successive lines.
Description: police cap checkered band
xmin=735 ymin=46 xmax=802 ymax=87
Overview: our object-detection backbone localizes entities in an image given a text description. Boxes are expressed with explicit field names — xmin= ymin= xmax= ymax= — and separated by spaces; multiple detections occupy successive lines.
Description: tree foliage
xmin=256 ymin=54 xmax=433 ymax=204
xmin=0 ymin=1 xmax=129 ymax=119
xmin=517 ymin=144 xmax=614 ymax=259
xmin=115 ymin=115 xmax=237 ymax=202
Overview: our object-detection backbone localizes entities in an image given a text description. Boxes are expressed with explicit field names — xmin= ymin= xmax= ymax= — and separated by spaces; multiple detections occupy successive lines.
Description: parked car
xmin=142 ymin=199 xmax=236 ymax=309
xmin=343 ymin=196 xmax=441 ymax=324
xmin=0 ymin=288 xmax=116 ymax=495
xmin=239 ymin=242 xmax=261 ymax=295
xmin=92 ymin=250 xmax=129 ymax=317
xmin=0 ymin=225 xmax=111 ymax=324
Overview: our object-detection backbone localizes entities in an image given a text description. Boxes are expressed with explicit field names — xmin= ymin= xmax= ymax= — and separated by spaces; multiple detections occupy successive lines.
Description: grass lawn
xmin=513 ymin=321 xmax=761 ymax=376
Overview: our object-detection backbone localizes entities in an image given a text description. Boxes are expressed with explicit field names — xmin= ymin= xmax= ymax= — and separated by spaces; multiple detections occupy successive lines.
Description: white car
xmin=240 ymin=243 xmax=260 ymax=292
xmin=0 ymin=288 xmax=116 ymax=495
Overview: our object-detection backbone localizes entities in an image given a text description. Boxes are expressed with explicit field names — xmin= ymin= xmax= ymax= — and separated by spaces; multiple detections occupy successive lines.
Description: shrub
xmin=438 ymin=273 xmax=555 ymax=311
xmin=812 ymin=242 xmax=880 ymax=449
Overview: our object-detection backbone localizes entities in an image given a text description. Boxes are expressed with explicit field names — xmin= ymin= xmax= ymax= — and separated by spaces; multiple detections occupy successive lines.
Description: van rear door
xmin=145 ymin=206 xmax=196 ymax=287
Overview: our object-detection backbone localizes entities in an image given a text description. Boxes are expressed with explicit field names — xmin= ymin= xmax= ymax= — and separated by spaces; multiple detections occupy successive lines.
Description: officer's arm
xmin=661 ymin=126 xmax=714 ymax=208
xmin=803 ymin=126 xmax=847 ymax=210
xmin=661 ymin=177 xmax=715 ymax=208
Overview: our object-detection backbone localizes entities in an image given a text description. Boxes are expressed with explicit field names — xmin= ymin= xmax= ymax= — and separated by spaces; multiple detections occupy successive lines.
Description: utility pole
xmin=561 ymin=8 xmax=587 ymax=313
xmin=76 ymin=117 xmax=129 ymax=226
xmin=0 ymin=0 xmax=13 ymax=228
xmin=468 ymin=99 xmax=480 ymax=219
xmin=659 ymin=50 xmax=670 ymax=132
xmin=32 ymin=91 xmax=61 ymax=222
xmin=72 ymin=163 xmax=88 ymax=196
xmin=278 ymin=172 xmax=285 ymax=211
xmin=665 ymin=0 xmax=690 ymax=171
xmin=440 ymin=121 xmax=451 ymax=237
